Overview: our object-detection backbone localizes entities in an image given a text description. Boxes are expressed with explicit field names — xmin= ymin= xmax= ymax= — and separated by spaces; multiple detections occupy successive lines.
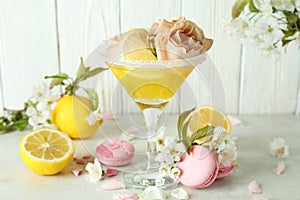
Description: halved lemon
xmin=119 ymin=28 xmax=157 ymax=61
xmin=188 ymin=105 xmax=231 ymax=134
xmin=20 ymin=128 xmax=74 ymax=175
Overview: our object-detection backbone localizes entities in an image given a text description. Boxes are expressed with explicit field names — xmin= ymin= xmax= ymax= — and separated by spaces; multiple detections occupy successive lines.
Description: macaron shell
xmin=217 ymin=162 xmax=234 ymax=179
xmin=96 ymin=138 xmax=135 ymax=166
xmin=177 ymin=145 xmax=219 ymax=188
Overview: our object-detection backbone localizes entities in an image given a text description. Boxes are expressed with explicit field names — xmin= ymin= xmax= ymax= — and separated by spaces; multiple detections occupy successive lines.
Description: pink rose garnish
xmin=150 ymin=16 xmax=213 ymax=60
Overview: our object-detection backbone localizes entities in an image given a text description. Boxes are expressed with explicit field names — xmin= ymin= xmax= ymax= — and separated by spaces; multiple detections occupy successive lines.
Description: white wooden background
xmin=0 ymin=0 xmax=299 ymax=115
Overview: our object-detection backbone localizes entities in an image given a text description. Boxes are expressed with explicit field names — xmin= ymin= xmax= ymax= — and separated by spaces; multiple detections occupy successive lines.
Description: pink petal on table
xmin=228 ymin=115 xmax=242 ymax=126
xmin=248 ymin=181 xmax=263 ymax=194
xmin=113 ymin=193 xmax=138 ymax=200
xmin=273 ymin=161 xmax=285 ymax=175
xmin=76 ymin=159 xmax=85 ymax=165
xmin=103 ymin=112 xmax=118 ymax=120
xmin=82 ymin=154 xmax=91 ymax=159
xmin=71 ymin=168 xmax=83 ymax=176
xmin=251 ymin=194 xmax=269 ymax=200
xmin=124 ymin=126 xmax=139 ymax=135
xmin=100 ymin=180 xmax=125 ymax=191
xmin=106 ymin=168 xmax=118 ymax=177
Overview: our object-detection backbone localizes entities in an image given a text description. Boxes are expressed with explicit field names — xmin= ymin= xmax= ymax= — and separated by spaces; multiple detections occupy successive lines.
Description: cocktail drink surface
xmin=109 ymin=62 xmax=194 ymax=110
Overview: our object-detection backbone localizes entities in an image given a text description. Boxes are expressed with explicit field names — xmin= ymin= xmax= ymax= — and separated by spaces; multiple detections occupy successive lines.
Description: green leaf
xmin=249 ymin=0 xmax=259 ymax=12
xmin=45 ymin=73 xmax=69 ymax=89
xmin=190 ymin=126 xmax=214 ymax=142
xmin=75 ymin=57 xmax=90 ymax=82
xmin=232 ymin=0 xmax=250 ymax=19
xmin=83 ymin=88 xmax=99 ymax=110
xmin=177 ymin=107 xmax=195 ymax=134
xmin=84 ymin=67 xmax=107 ymax=80
xmin=177 ymin=108 xmax=196 ymax=150
xmin=14 ymin=120 xmax=28 ymax=131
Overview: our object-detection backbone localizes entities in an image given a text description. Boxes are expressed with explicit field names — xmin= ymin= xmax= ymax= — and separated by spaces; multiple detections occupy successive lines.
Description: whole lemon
xmin=51 ymin=95 xmax=103 ymax=139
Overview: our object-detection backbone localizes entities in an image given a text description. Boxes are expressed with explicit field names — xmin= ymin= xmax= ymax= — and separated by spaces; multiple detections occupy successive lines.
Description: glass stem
xmin=142 ymin=108 xmax=162 ymax=170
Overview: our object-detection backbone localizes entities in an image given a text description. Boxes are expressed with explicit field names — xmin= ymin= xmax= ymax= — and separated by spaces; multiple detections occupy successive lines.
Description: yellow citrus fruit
xmin=20 ymin=128 xmax=74 ymax=175
xmin=51 ymin=95 xmax=103 ymax=139
xmin=120 ymin=28 xmax=157 ymax=61
xmin=188 ymin=105 xmax=231 ymax=134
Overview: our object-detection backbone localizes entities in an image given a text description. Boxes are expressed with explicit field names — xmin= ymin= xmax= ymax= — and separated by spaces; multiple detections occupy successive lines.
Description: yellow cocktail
xmin=109 ymin=64 xmax=194 ymax=110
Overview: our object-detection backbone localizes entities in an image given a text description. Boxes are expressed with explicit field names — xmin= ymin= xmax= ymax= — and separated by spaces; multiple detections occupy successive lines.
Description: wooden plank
xmin=296 ymin=78 xmax=300 ymax=115
xmin=239 ymin=43 xmax=300 ymax=114
xmin=214 ymin=0 xmax=242 ymax=114
xmin=56 ymin=0 xmax=121 ymax=113
xmin=182 ymin=0 xmax=242 ymax=114
xmin=120 ymin=0 xmax=182 ymax=114
xmin=0 ymin=65 xmax=4 ymax=112
xmin=0 ymin=0 xmax=59 ymax=109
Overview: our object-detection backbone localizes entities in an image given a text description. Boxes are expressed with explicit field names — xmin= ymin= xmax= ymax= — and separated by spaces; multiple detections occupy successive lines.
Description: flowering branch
xmin=0 ymin=57 xmax=106 ymax=133
xmin=229 ymin=0 xmax=300 ymax=55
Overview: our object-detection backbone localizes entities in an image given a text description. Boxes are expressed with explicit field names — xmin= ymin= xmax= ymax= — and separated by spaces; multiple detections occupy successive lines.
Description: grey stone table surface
xmin=0 ymin=115 xmax=299 ymax=200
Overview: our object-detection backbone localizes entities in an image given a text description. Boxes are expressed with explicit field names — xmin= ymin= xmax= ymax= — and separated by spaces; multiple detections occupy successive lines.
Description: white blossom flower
xmin=271 ymin=0 xmax=295 ymax=12
xmin=296 ymin=0 xmax=300 ymax=10
xmin=270 ymin=137 xmax=289 ymax=158
xmin=85 ymin=158 xmax=104 ymax=182
xmin=286 ymin=31 xmax=300 ymax=48
xmin=27 ymin=109 xmax=51 ymax=129
xmin=170 ymin=167 xmax=181 ymax=179
xmin=30 ymin=83 xmax=59 ymax=104
xmin=218 ymin=143 xmax=238 ymax=167
xmin=140 ymin=186 xmax=166 ymax=200
xmin=171 ymin=188 xmax=189 ymax=200
xmin=254 ymin=0 xmax=273 ymax=13
xmin=159 ymin=165 xmax=170 ymax=176
xmin=156 ymin=138 xmax=186 ymax=177
xmin=209 ymin=126 xmax=238 ymax=166
xmin=85 ymin=107 xmax=103 ymax=125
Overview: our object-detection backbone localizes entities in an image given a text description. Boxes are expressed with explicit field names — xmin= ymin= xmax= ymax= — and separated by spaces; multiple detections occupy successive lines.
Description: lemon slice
xmin=20 ymin=128 xmax=74 ymax=175
xmin=188 ymin=105 xmax=231 ymax=134
xmin=119 ymin=28 xmax=157 ymax=61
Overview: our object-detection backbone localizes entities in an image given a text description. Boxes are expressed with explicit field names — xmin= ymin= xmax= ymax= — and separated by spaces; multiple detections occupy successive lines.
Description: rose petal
xmin=140 ymin=186 xmax=166 ymax=200
xmin=171 ymin=188 xmax=189 ymax=199
xmin=82 ymin=154 xmax=91 ymax=159
xmin=72 ymin=157 xmax=77 ymax=162
xmin=113 ymin=193 xmax=138 ymax=200
xmin=76 ymin=159 xmax=85 ymax=165
xmin=99 ymin=180 xmax=125 ymax=191
xmin=103 ymin=112 xmax=118 ymax=120
xmin=273 ymin=161 xmax=285 ymax=175
xmin=248 ymin=181 xmax=263 ymax=194
xmin=71 ymin=168 xmax=83 ymax=176
xmin=227 ymin=115 xmax=242 ymax=126
xmin=106 ymin=168 xmax=118 ymax=177
xmin=251 ymin=194 xmax=269 ymax=200
xmin=125 ymin=126 xmax=139 ymax=135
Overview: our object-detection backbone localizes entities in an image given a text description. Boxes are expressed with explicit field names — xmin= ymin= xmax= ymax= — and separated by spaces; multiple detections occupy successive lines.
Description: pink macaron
xmin=217 ymin=162 xmax=234 ymax=179
xmin=96 ymin=138 xmax=135 ymax=166
xmin=177 ymin=145 xmax=219 ymax=188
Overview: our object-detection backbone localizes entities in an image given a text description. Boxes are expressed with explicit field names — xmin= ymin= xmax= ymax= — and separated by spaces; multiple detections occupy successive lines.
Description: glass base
xmin=123 ymin=171 xmax=179 ymax=189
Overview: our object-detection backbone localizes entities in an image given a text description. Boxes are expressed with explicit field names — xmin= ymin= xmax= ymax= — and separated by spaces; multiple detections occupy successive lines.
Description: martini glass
xmin=108 ymin=52 xmax=206 ymax=189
